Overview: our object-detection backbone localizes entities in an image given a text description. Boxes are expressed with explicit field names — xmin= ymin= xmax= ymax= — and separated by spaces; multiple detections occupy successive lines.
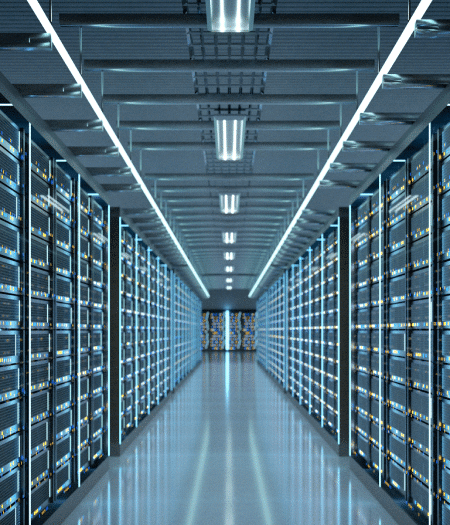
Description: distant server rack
xmin=242 ymin=313 xmax=255 ymax=351
xmin=109 ymin=216 xmax=202 ymax=447
xmin=256 ymin=210 xmax=349 ymax=452
xmin=0 ymin=110 xmax=109 ymax=525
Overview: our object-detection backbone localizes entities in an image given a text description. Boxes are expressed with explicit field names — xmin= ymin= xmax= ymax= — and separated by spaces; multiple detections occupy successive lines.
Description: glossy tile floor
xmin=62 ymin=352 xmax=397 ymax=525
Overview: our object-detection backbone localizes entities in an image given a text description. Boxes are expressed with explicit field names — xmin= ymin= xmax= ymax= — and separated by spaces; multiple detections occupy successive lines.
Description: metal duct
xmin=131 ymin=142 xmax=329 ymax=151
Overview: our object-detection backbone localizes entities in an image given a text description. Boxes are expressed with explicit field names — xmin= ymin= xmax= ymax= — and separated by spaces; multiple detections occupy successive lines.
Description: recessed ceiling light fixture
xmin=248 ymin=0 xmax=433 ymax=299
xmin=222 ymin=232 xmax=237 ymax=244
xmin=214 ymin=116 xmax=246 ymax=161
xmin=226 ymin=278 xmax=233 ymax=283
xmin=226 ymin=285 xmax=233 ymax=290
xmin=206 ymin=0 xmax=255 ymax=33
xmin=224 ymin=252 xmax=235 ymax=261
xmin=225 ymin=266 xmax=234 ymax=273
xmin=220 ymin=194 xmax=240 ymax=214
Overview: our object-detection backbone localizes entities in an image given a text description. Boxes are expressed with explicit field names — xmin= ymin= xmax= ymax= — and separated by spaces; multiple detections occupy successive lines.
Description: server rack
xmin=0 ymin=110 xmax=110 ymax=525
xmin=241 ymin=312 xmax=255 ymax=351
xmin=256 ymin=210 xmax=348 ymax=451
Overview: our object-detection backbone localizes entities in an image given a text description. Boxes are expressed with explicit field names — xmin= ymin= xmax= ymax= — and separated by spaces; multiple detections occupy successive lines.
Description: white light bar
xmin=27 ymin=0 xmax=210 ymax=299
xmin=214 ymin=116 xmax=246 ymax=161
xmin=225 ymin=266 xmax=234 ymax=273
xmin=222 ymin=232 xmax=237 ymax=244
xmin=224 ymin=251 xmax=235 ymax=261
xmin=226 ymin=277 xmax=233 ymax=283
xmin=226 ymin=285 xmax=233 ymax=290
xmin=248 ymin=0 xmax=433 ymax=299
xmin=206 ymin=0 xmax=255 ymax=32
xmin=220 ymin=194 xmax=240 ymax=214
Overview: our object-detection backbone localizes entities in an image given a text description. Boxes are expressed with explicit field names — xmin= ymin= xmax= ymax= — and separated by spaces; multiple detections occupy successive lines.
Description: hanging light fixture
xmin=226 ymin=277 xmax=233 ymax=283
xmin=226 ymin=285 xmax=233 ymax=290
xmin=220 ymin=194 xmax=240 ymax=214
xmin=225 ymin=266 xmax=234 ymax=273
xmin=214 ymin=116 xmax=246 ymax=161
xmin=206 ymin=0 xmax=255 ymax=32
xmin=224 ymin=251 xmax=235 ymax=260
xmin=222 ymin=232 xmax=237 ymax=244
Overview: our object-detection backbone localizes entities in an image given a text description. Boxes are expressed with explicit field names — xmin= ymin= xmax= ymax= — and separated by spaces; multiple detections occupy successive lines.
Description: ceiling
xmin=0 ymin=0 xmax=449 ymax=307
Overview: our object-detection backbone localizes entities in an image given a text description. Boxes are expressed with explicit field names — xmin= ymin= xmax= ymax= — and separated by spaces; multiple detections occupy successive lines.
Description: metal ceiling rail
xmin=359 ymin=112 xmax=421 ymax=125
xmin=103 ymin=93 xmax=357 ymax=105
xmin=121 ymin=121 xmax=340 ymax=131
xmin=158 ymin=185 xmax=307 ymax=192
xmin=342 ymin=140 xmax=395 ymax=151
xmin=59 ymin=13 xmax=400 ymax=29
xmin=47 ymin=119 xmax=104 ymax=131
xmin=131 ymin=141 xmax=329 ymax=151
xmin=415 ymin=19 xmax=450 ymax=37
xmin=145 ymin=173 xmax=315 ymax=180
xmin=84 ymin=59 xmax=375 ymax=73
xmin=382 ymin=73 xmax=450 ymax=88
xmin=0 ymin=32 xmax=52 ymax=50
xmin=329 ymin=162 xmax=377 ymax=171
xmin=13 ymin=83 xmax=82 ymax=97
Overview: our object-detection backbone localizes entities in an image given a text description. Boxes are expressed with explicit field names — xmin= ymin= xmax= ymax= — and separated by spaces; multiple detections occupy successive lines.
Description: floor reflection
xmin=63 ymin=351 xmax=396 ymax=525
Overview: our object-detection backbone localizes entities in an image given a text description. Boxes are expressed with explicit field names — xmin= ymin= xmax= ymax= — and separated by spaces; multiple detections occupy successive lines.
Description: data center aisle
xmin=61 ymin=352 xmax=396 ymax=525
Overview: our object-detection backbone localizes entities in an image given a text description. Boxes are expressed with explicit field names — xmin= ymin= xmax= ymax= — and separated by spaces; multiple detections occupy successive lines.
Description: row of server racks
xmin=256 ymin=217 xmax=348 ymax=446
xmin=256 ymin=123 xmax=450 ymax=525
xmin=0 ymin=110 xmax=202 ymax=525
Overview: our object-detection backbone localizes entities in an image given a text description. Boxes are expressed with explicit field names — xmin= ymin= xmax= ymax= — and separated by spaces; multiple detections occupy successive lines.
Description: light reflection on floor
xmin=63 ymin=352 xmax=397 ymax=525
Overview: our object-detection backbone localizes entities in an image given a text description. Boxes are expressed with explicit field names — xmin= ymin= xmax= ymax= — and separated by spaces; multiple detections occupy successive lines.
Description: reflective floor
xmin=62 ymin=352 xmax=397 ymax=525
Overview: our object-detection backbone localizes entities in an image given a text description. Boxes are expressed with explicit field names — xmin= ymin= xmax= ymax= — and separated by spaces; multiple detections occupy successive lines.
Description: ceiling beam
xmin=145 ymin=173 xmax=315 ymax=181
xmin=103 ymin=93 xmax=357 ymax=106
xmin=122 ymin=121 xmax=340 ymax=131
xmin=59 ymin=13 xmax=400 ymax=29
xmin=85 ymin=58 xmax=375 ymax=73
xmin=131 ymin=141 xmax=329 ymax=151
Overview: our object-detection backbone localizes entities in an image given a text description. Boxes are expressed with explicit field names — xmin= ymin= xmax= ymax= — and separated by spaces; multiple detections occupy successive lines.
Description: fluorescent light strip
xmin=27 ymin=0 xmax=209 ymax=299
xmin=248 ymin=0 xmax=433 ymax=298
xmin=220 ymin=0 xmax=226 ymax=32
xmin=233 ymin=119 xmax=238 ymax=160
xmin=223 ymin=119 xmax=227 ymax=158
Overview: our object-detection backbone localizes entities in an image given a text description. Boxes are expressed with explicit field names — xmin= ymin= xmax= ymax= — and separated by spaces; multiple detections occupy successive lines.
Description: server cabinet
xmin=0 ymin=110 xmax=109 ymax=525
xmin=256 ymin=209 xmax=349 ymax=453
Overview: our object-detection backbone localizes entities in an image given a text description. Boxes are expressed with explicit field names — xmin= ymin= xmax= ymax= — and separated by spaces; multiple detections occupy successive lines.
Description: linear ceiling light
xmin=206 ymin=0 xmax=255 ymax=32
xmin=226 ymin=278 xmax=233 ymax=283
xmin=248 ymin=0 xmax=433 ymax=299
xmin=214 ymin=116 xmax=246 ymax=161
xmin=222 ymin=232 xmax=237 ymax=244
xmin=220 ymin=194 xmax=240 ymax=214
xmin=226 ymin=285 xmax=233 ymax=290
xmin=225 ymin=266 xmax=234 ymax=273
xmin=224 ymin=252 xmax=235 ymax=261
xmin=26 ymin=0 xmax=209 ymax=299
